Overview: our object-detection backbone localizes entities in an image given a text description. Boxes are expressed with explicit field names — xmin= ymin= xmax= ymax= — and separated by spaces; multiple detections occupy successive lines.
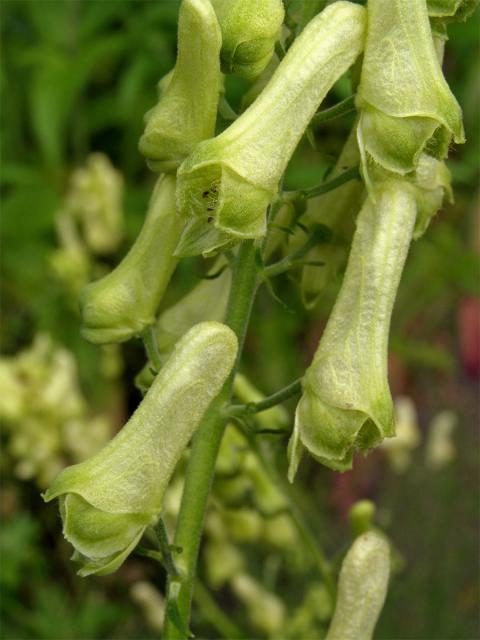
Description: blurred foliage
xmin=0 ymin=1 xmax=478 ymax=639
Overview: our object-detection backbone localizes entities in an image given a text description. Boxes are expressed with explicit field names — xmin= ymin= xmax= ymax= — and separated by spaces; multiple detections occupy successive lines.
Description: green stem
xmin=312 ymin=95 xmax=356 ymax=125
xmin=154 ymin=519 xmax=182 ymax=579
xmin=284 ymin=166 xmax=360 ymax=202
xmin=228 ymin=378 xmax=302 ymax=417
xmin=263 ymin=223 xmax=332 ymax=279
xmin=141 ymin=325 xmax=162 ymax=373
xmin=163 ymin=241 xmax=258 ymax=639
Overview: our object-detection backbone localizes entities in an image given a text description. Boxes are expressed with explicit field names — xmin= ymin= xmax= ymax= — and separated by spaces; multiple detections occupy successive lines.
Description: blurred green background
xmin=1 ymin=1 xmax=479 ymax=639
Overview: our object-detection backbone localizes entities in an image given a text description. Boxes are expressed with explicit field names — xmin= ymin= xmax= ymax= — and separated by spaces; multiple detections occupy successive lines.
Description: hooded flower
xmin=138 ymin=0 xmax=222 ymax=172
xmin=355 ymin=0 xmax=464 ymax=180
xmin=326 ymin=531 xmax=390 ymax=640
xmin=210 ymin=0 xmax=284 ymax=80
xmin=43 ymin=322 xmax=238 ymax=576
xmin=175 ymin=1 xmax=367 ymax=256
xmin=80 ymin=174 xmax=183 ymax=344
xmin=289 ymin=155 xmax=452 ymax=476
xmin=289 ymin=181 xmax=417 ymax=475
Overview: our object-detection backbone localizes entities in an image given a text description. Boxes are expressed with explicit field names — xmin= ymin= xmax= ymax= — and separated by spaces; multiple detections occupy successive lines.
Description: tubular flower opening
xmin=326 ymin=531 xmax=391 ymax=640
xmin=43 ymin=322 xmax=238 ymax=576
xmin=80 ymin=174 xmax=182 ymax=345
xmin=138 ymin=0 xmax=222 ymax=172
xmin=355 ymin=0 xmax=464 ymax=181
xmin=289 ymin=153 xmax=453 ymax=477
xmin=175 ymin=1 xmax=367 ymax=256
xmin=211 ymin=0 xmax=284 ymax=80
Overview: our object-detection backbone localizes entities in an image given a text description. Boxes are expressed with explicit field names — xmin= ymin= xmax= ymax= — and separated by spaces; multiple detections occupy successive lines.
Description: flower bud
xmin=43 ymin=322 xmax=238 ymax=576
xmin=80 ymin=174 xmax=183 ymax=344
xmin=211 ymin=0 xmax=284 ymax=79
xmin=139 ymin=0 xmax=222 ymax=172
xmin=289 ymin=181 xmax=417 ymax=476
xmin=348 ymin=500 xmax=376 ymax=538
xmin=176 ymin=2 xmax=366 ymax=256
xmin=356 ymin=0 xmax=464 ymax=178
xmin=326 ymin=531 xmax=390 ymax=640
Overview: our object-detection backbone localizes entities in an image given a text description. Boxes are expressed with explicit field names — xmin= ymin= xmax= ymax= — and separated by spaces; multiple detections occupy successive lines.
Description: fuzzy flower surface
xmin=139 ymin=0 xmax=222 ymax=172
xmin=176 ymin=1 xmax=366 ymax=256
xmin=356 ymin=0 xmax=464 ymax=180
xmin=326 ymin=531 xmax=391 ymax=640
xmin=43 ymin=322 xmax=238 ymax=576
xmin=80 ymin=174 xmax=183 ymax=344
xmin=211 ymin=0 xmax=284 ymax=79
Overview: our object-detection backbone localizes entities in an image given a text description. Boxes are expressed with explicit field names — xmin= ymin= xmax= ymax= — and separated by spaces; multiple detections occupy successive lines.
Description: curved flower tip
xmin=80 ymin=174 xmax=182 ymax=345
xmin=138 ymin=0 xmax=221 ymax=172
xmin=326 ymin=531 xmax=390 ymax=640
xmin=211 ymin=0 xmax=284 ymax=80
xmin=43 ymin=321 xmax=238 ymax=576
xmin=176 ymin=1 xmax=366 ymax=255
xmin=289 ymin=182 xmax=417 ymax=478
xmin=356 ymin=0 xmax=464 ymax=178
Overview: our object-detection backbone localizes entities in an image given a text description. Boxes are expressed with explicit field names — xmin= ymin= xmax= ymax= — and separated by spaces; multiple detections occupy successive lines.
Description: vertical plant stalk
xmin=164 ymin=240 xmax=258 ymax=639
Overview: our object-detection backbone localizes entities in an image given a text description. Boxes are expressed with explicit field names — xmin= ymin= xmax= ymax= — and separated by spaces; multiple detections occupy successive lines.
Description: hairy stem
xmin=312 ymin=94 xmax=356 ymax=125
xmin=163 ymin=240 xmax=258 ymax=639
xmin=228 ymin=378 xmax=302 ymax=417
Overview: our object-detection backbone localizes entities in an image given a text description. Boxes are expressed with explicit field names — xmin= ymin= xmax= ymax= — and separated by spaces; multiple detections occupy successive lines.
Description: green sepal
xmin=43 ymin=322 xmax=238 ymax=576
xmin=427 ymin=0 xmax=479 ymax=20
xmin=80 ymin=174 xmax=182 ymax=345
xmin=356 ymin=0 xmax=464 ymax=178
xmin=176 ymin=1 xmax=367 ymax=255
xmin=412 ymin=154 xmax=453 ymax=238
xmin=211 ymin=0 xmax=284 ymax=80
xmin=289 ymin=182 xmax=417 ymax=477
xmin=138 ymin=0 xmax=222 ymax=172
